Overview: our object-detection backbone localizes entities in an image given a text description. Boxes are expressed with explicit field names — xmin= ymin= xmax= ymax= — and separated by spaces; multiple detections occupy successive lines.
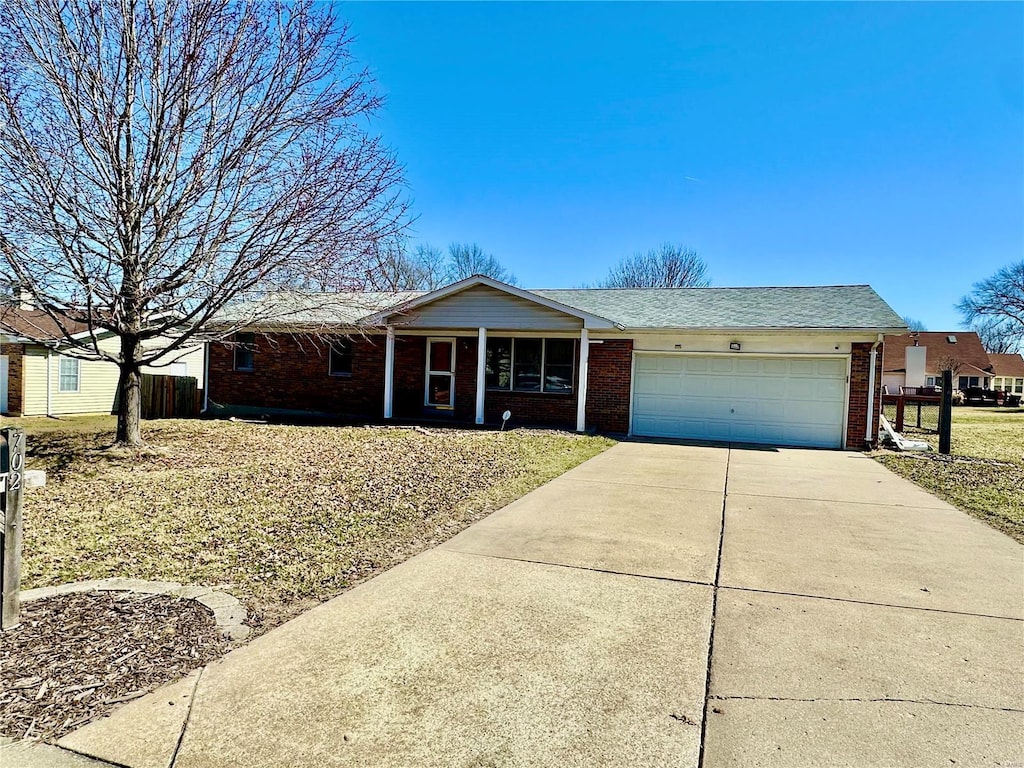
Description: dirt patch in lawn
xmin=0 ymin=591 xmax=229 ymax=741
xmin=14 ymin=418 xmax=614 ymax=631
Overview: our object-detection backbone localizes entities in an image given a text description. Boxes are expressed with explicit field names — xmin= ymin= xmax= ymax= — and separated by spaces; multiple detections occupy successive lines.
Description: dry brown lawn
xmin=7 ymin=416 xmax=614 ymax=632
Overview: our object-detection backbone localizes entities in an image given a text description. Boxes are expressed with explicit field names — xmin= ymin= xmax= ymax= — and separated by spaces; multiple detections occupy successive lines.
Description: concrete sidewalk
xmin=42 ymin=441 xmax=1022 ymax=767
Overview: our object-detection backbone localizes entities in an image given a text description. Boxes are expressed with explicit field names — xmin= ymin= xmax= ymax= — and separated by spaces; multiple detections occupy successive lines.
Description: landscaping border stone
xmin=20 ymin=579 xmax=250 ymax=641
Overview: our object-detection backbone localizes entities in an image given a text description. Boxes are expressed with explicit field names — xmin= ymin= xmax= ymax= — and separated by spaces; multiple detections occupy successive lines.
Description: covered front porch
xmin=382 ymin=329 xmax=592 ymax=431
xmin=368 ymin=276 xmax=622 ymax=432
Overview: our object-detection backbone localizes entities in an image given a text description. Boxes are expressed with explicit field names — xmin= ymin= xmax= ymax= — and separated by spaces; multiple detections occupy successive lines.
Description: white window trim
xmin=424 ymin=337 xmax=456 ymax=409
xmin=58 ymin=356 xmax=80 ymax=393
xmin=487 ymin=337 xmax=576 ymax=395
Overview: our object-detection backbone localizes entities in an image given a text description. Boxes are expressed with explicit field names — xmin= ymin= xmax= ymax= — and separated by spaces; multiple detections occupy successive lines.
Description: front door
xmin=425 ymin=338 xmax=455 ymax=410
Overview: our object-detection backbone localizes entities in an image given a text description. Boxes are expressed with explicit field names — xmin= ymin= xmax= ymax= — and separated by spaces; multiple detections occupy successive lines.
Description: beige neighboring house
xmin=0 ymin=305 xmax=204 ymax=417
xmin=990 ymin=353 xmax=1024 ymax=396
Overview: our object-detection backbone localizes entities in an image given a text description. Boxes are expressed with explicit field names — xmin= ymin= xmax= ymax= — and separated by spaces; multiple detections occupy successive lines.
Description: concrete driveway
xmin=47 ymin=441 xmax=1023 ymax=768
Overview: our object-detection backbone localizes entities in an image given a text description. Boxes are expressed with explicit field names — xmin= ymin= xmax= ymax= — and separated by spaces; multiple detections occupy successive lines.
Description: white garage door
xmin=632 ymin=354 xmax=848 ymax=448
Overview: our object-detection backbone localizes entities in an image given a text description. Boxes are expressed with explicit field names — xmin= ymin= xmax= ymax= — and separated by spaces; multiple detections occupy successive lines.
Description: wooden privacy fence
xmin=141 ymin=374 xmax=200 ymax=419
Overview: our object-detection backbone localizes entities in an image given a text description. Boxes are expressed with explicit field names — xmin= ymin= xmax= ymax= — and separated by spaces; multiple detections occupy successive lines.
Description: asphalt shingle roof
xmin=990 ymin=353 xmax=1024 ymax=378
xmin=217 ymin=291 xmax=423 ymax=326
xmin=219 ymin=283 xmax=905 ymax=332
xmin=533 ymin=285 xmax=906 ymax=330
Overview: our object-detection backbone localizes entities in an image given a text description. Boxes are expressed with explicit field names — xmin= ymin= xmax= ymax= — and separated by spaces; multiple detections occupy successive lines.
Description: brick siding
xmin=585 ymin=339 xmax=633 ymax=434
xmin=207 ymin=333 xmax=386 ymax=417
xmin=1 ymin=343 xmax=25 ymax=416
xmin=207 ymin=332 xmax=633 ymax=433
xmin=846 ymin=341 xmax=884 ymax=450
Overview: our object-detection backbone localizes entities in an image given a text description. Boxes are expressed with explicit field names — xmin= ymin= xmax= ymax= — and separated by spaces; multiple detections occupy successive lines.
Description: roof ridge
xmin=532 ymin=284 xmax=872 ymax=292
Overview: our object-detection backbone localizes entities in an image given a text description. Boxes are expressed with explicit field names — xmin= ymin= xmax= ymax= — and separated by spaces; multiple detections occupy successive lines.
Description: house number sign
xmin=1 ymin=428 xmax=24 ymax=497
xmin=1 ymin=427 xmax=25 ymax=630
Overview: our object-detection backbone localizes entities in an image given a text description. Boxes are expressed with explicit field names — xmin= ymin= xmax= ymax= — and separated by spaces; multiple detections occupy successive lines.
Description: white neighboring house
xmin=990 ymin=353 xmax=1024 ymax=396
xmin=0 ymin=306 xmax=204 ymax=417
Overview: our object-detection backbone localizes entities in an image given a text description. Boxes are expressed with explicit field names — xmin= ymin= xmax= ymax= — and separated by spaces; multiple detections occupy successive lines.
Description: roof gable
xmin=368 ymin=276 xmax=621 ymax=330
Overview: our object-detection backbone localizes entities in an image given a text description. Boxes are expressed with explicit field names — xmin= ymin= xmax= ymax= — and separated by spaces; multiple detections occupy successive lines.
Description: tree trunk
xmin=116 ymin=336 xmax=144 ymax=446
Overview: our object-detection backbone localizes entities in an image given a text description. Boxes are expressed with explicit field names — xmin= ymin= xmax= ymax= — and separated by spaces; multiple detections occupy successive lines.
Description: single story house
xmin=990 ymin=353 xmax=1024 ymax=395
xmin=881 ymin=331 xmax=995 ymax=392
xmin=206 ymin=277 xmax=905 ymax=450
xmin=0 ymin=306 xmax=205 ymax=417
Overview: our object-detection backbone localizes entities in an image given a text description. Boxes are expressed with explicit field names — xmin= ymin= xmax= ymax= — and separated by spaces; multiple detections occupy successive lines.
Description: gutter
xmin=864 ymin=335 xmax=883 ymax=449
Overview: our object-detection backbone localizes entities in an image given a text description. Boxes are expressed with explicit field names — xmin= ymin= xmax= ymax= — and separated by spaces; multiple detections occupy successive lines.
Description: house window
xmin=233 ymin=333 xmax=255 ymax=371
xmin=957 ymin=376 xmax=980 ymax=390
xmin=1016 ymin=378 xmax=1024 ymax=395
xmin=58 ymin=356 xmax=80 ymax=392
xmin=486 ymin=338 xmax=576 ymax=393
xmin=329 ymin=340 xmax=353 ymax=376
xmin=485 ymin=338 xmax=512 ymax=389
xmin=513 ymin=338 xmax=543 ymax=391
xmin=925 ymin=376 xmax=938 ymax=387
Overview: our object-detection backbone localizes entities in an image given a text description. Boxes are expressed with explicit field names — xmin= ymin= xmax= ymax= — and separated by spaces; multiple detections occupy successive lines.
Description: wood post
xmin=894 ymin=396 xmax=905 ymax=432
xmin=1 ymin=427 xmax=25 ymax=630
xmin=939 ymin=370 xmax=953 ymax=455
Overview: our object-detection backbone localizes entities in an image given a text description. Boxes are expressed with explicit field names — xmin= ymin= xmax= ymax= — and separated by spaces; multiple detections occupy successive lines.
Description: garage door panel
xmin=817 ymin=379 xmax=846 ymax=399
xmin=816 ymin=359 xmax=847 ymax=376
xmin=632 ymin=354 xmax=847 ymax=448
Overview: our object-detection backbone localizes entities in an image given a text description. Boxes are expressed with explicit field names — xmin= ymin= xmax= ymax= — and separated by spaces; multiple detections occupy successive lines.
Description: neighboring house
xmin=881 ymin=331 xmax=994 ymax=392
xmin=207 ymin=277 xmax=906 ymax=450
xmin=0 ymin=306 xmax=204 ymax=417
xmin=990 ymin=353 xmax=1024 ymax=396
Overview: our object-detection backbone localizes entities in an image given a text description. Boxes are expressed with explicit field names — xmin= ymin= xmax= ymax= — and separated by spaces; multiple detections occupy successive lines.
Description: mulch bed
xmin=0 ymin=591 xmax=230 ymax=741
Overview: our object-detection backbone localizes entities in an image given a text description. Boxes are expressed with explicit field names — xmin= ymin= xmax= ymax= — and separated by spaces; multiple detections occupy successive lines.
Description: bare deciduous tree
xmin=902 ymin=316 xmax=927 ymax=332
xmin=446 ymin=243 xmax=517 ymax=285
xmin=372 ymin=242 xmax=516 ymax=290
xmin=602 ymin=244 xmax=710 ymax=288
xmin=934 ymin=354 xmax=963 ymax=379
xmin=0 ymin=0 xmax=407 ymax=445
xmin=972 ymin=319 xmax=1021 ymax=355
xmin=957 ymin=261 xmax=1024 ymax=354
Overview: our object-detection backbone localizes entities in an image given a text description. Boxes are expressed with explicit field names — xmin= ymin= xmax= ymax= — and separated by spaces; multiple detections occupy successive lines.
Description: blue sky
xmin=342 ymin=2 xmax=1023 ymax=331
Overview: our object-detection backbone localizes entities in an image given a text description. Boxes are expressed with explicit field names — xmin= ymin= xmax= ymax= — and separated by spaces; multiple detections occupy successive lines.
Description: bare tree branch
xmin=957 ymin=261 xmax=1024 ymax=354
xmin=601 ymin=244 xmax=710 ymax=288
xmin=0 ymin=0 xmax=408 ymax=444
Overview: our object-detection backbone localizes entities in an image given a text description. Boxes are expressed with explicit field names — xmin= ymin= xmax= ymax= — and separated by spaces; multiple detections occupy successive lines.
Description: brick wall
xmin=207 ymin=331 xmax=635 ymax=433
xmin=208 ymin=333 xmax=386 ymax=417
xmin=1 ymin=343 xmax=25 ymax=416
xmin=847 ymin=341 xmax=884 ymax=450
xmin=586 ymin=339 xmax=633 ymax=434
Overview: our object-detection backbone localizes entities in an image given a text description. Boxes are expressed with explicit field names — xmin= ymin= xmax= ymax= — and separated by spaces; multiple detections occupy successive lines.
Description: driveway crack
xmin=709 ymin=695 xmax=1024 ymax=713
xmin=697 ymin=445 xmax=730 ymax=768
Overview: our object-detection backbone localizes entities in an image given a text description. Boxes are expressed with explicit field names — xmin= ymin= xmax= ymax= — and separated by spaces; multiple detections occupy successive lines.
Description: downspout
xmin=200 ymin=342 xmax=210 ymax=414
xmin=864 ymin=335 xmax=883 ymax=449
xmin=46 ymin=346 xmax=53 ymax=417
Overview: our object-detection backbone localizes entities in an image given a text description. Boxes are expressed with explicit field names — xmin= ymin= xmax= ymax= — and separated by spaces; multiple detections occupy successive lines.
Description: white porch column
xmin=383 ymin=326 xmax=395 ymax=419
xmin=576 ymin=327 xmax=589 ymax=432
xmin=475 ymin=327 xmax=487 ymax=425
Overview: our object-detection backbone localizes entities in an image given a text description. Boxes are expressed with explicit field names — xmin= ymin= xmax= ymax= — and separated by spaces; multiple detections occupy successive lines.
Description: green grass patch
xmin=876 ymin=407 xmax=1024 ymax=543
xmin=6 ymin=416 xmax=614 ymax=631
